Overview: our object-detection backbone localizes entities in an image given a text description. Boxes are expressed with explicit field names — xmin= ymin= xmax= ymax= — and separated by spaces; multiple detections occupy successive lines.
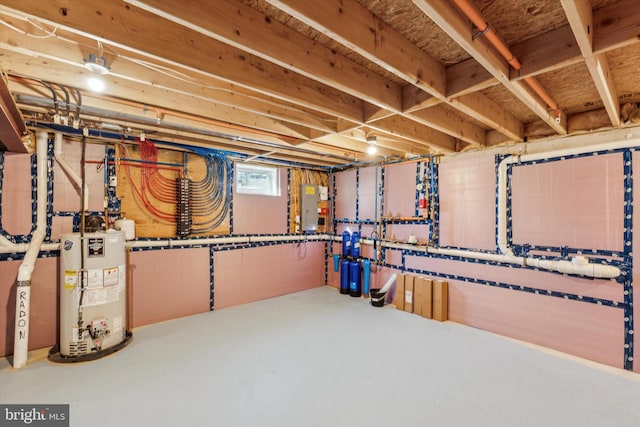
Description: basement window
xmin=235 ymin=164 xmax=281 ymax=196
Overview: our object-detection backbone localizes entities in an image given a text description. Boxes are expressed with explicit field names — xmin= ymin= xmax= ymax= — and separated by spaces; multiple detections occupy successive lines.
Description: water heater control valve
xmin=88 ymin=318 xmax=110 ymax=339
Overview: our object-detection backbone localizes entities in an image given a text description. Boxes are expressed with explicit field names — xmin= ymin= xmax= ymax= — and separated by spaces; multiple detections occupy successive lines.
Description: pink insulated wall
xmin=334 ymin=169 xmax=356 ymax=220
xmin=1 ymin=153 xmax=32 ymax=236
xmin=384 ymin=162 xmax=417 ymax=218
xmin=439 ymin=156 xmax=496 ymax=250
xmin=331 ymin=149 xmax=633 ymax=371
xmin=214 ymin=242 xmax=325 ymax=309
xmin=130 ymin=248 xmax=212 ymax=328
xmin=435 ymin=154 xmax=627 ymax=369
xmin=511 ymin=153 xmax=624 ymax=251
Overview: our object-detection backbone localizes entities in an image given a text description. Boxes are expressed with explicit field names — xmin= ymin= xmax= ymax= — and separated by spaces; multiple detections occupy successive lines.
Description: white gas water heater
xmin=49 ymin=229 xmax=132 ymax=362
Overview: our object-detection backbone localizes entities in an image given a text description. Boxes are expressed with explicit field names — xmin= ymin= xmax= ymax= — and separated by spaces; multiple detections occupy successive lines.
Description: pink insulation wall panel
xmin=384 ymin=162 xmax=417 ymax=217
xmin=448 ymin=280 xmax=624 ymax=368
xmin=2 ymin=153 xmax=33 ymax=235
xmin=0 ymin=257 xmax=58 ymax=357
xmin=360 ymin=224 xmax=376 ymax=241
xmin=385 ymin=248 xmax=403 ymax=266
xmin=53 ymin=138 xmax=105 ymax=212
xmin=358 ymin=166 xmax=378 ymax=220
xmin=334 ymin=170 xmax=356 ymax=220
xmin=439 ymin=156 xmax=496 ymax=250
xmin=511 ymin=153 xmax=624 ymax=251
xmin=214 ymin=242 xmax=324 ymax=309
xmin=233 ymin=168 xmax=287 ymax=234
xmin=50 ymin=216 xmax=75 ymax=241
xmin=130 ymin=247 xmax=211 ymax=328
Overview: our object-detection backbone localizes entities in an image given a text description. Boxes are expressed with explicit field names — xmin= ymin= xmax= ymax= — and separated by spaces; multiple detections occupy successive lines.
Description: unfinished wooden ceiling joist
xmin=0 ymin=0 xmax=639 ymax=164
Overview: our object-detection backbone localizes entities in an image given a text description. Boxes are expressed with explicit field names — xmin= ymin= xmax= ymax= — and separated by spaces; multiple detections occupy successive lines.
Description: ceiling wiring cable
xmin=73 ymin=87 xmax=82 ymax=124
xmin=0 ymin=17 xmax=57 ymax=38
xmin=54 ymin=83 xmax=70 ymax=122
xmin=39 ymin=79 xmax=59 ymax=118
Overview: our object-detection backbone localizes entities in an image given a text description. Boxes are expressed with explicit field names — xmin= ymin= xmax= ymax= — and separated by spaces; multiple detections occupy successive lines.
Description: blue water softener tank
xmin=340 ymin=259 xmax=350 ymax=294
xmin=342 ymin=230 xmax=351 ymax=256
xmin=351 ymin=231 xmax=361 ymax=258
xmin=362 ymin=259 xmax=371 ymax=295
xmin=349 ymin=261 xmax=361 ymax=297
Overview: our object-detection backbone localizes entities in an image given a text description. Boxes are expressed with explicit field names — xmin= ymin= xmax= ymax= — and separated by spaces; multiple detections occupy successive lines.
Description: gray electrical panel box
xmin=300 ymin=184 xmax=319 ymax=232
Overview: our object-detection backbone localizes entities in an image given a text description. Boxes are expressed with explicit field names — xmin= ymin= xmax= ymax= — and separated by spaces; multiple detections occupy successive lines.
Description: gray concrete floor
xmin=2 ymin=286 xmax=640 ymax=427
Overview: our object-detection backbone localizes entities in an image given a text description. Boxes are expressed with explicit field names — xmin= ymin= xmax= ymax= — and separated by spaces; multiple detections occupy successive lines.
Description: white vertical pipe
xmin=13 ymin=130 xmax=49 ymax=369
xmin=53 ymin=132 xmax=89 ymax=210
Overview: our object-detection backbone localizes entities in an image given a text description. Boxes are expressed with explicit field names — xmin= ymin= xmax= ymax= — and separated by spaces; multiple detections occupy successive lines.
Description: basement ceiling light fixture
xmin=84 ymin=53 xmax=110 ymax=75
xmin=367 ymin=135 xmax=377 ymax=155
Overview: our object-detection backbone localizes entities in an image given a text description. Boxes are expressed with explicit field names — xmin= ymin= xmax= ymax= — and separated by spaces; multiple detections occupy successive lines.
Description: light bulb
xmin=87 ymin=77 xmax=105 ymax=92
xmin=367 ymin=143 xmax=377 ymax=155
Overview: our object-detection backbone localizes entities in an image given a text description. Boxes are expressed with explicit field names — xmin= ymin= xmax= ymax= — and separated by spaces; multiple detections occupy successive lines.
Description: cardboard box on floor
xmin=433 ymin=280 xmax=448 ymax=321
xmin=414 ymin=277 xmax=433 ymax=318
xmin=404 ymin=275 xmax=414 ymax=313
xmin=394 ymin=274 xmax=405 ymax=310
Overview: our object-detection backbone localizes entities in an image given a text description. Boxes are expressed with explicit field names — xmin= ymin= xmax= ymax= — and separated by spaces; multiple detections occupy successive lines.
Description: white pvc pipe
xmin=379 ymin=273 xmax=397 ymax=294
xmin=0 ymin=238 xmax=27 ymax=252
xmin=53 ymin=132 xmax=89 ymax=210
xmin=125 ymin=236 xmax=250 ymax=248
xmin=525 ymin=256 xmax=620 ymax=279
xmin=0 ymin=242 xmax=59 ymax=254
xmin=125 ymin=233 xmax=331 ymax=249
xmin=13 ymin=130 xmax=48 ymax=369
xmin=428 ymin=246 xmax=620 ymax=279
xmin=249 ymin=234 xmax=329 ymax=243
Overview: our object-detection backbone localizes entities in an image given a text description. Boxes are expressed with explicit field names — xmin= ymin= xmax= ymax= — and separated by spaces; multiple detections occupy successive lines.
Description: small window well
xmin=235 ymin=164 xmax=280 ymax=196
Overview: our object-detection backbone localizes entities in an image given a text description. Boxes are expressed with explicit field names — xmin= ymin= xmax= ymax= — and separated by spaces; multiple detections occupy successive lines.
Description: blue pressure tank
xmin=342 ymin=230 xmax=351 ymax=256
xmin=349 ymin=261 xmax=361 ymax=297
xmin=340 ymin=259 xmax=350 ymax=294
xmin=351 ymin=231 xmax=361 ymax=258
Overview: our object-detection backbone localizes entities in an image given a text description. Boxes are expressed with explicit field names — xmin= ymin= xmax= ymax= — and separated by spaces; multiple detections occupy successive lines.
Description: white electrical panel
xmin=300 ymin=184 xmax=319 ymax=232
